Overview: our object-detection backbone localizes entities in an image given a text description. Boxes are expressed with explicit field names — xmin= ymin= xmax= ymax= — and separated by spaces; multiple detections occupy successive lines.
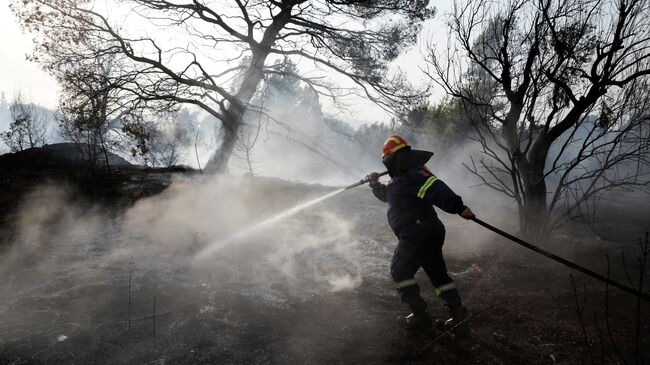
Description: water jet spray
xmin=195 ymin=171 xmax=389 ymax=260
xmin=195 ymin=169 xmax=648 ymax=303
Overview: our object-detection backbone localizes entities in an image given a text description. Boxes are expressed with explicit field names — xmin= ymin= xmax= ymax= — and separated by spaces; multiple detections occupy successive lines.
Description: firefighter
xmin=368 ymin=135 xmax=475 ymax=336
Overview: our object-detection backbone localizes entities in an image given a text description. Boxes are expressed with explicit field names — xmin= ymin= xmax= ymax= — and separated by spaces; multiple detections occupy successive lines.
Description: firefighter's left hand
xmin=460 ymin=207 xmax=475 ymax=220
xmin=367 ymin=172 xmax=381 ymax=188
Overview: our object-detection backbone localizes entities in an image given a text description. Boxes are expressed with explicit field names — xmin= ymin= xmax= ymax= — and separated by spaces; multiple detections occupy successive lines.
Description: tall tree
xmin=12 ymin=0 xmax=433 ymax=172
xmin=427 ymin=0 xmax=650 ymax=237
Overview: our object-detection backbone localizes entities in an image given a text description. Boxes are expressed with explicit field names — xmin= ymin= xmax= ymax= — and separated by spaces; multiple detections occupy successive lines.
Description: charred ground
xmin=0 ymin=147 xmax=648 ymax=364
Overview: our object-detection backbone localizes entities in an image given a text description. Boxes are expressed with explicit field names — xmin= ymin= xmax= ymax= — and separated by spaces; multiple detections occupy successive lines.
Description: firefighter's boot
xmin=401 ymin=301 xmax=432 ymax=331
xmin=436 ymin=305 xmax=470 ymax=337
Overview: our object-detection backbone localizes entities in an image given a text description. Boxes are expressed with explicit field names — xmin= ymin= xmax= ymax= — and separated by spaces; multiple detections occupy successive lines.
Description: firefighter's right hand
xmin=460 ymin=207 xmax=476 ymax=220
xmin=367 ymin=172 xmax=381 ymax=188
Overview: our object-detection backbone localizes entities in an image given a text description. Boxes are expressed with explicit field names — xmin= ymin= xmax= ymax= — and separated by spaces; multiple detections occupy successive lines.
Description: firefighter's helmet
xmin=382 ymin=135 xmax=408 ymax=157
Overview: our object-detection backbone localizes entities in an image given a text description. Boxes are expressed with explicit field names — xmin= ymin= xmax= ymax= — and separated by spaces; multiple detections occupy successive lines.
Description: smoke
xmin=212 ymin=69 xmax=516 ymax=232
xmin=4 ymin=175 xmax=365 ymax=285
xmin=0 ymin=75 xmax=584 ymax=362
xmin=0 ymin=174 xmax=375 ymax=359
xmin=0 ymin=81 xmax=515 ymax=361
xmin=217 ymin=92 xmax=520 ymax=268
xmin=4 ymin=109 xmax=636 ymax=362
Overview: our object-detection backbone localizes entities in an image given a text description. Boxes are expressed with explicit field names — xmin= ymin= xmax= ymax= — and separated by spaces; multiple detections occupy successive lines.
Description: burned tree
xmin=50 ymin=32 xmax=200 ymax=170
xmin=57 ymin=53 xmax=122 ymax=172
xmin=427 ymin=0 xmax=650 ymax=237
xmin=140 ymin=110 xmax=197 ymax=167
xmin=235 ymin=119 xmax=264 ymax=176
xmin=12 ymin=0 xmax=433 ymax=172
xmin=2 ymin=93 xmax=48 ymax=152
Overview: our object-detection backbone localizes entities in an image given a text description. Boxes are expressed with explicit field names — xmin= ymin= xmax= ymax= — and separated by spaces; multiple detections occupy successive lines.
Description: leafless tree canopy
xmin=57 ymin=50 xmax=123 ymax=172
xmin=2 ymin=93 xmax=48 ymax=152
xmin=426 ymin=0 xmax=650 ymax=236
xmin=12 ymin=0 xmax=434 ymax=172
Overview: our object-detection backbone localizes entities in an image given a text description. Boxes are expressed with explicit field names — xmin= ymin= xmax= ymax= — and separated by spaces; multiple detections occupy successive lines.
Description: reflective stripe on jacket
xmin=375 ymin=166 xmax=465 ymax=240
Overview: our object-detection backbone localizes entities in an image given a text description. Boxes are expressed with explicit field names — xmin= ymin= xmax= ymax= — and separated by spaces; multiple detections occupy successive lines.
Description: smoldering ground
xmin=1 ymin=171 xmax=649 ymax=363
xmin=1 ymin=112 xmax=648 ymax=363
xmin=0 ymin=164 xmax=535 ymax=362
xmin=0 ymin=173 xmax=400 ymax=363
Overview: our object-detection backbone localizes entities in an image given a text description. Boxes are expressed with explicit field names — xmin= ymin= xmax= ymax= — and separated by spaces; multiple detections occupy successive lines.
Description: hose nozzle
xmin=344 ymin=171 xmax=389 ymax=190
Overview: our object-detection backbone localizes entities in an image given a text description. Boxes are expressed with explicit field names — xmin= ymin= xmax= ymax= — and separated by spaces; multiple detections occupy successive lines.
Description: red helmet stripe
xmin=386 ymin=136 xmax=403 ymax=145
xmin=388 ymin=143 xmax=406 ymax=154
xmin=382 ymin=135 xmax=409 ymax=156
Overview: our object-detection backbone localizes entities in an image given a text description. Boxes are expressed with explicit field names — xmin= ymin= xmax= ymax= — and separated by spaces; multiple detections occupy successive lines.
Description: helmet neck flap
xmin=382 ymin=147 xmax=433 ymax=178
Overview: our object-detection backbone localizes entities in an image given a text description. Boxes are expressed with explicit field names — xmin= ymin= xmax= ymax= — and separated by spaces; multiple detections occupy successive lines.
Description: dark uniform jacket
xmin=373 ymin=166 xmax=466 ymax=241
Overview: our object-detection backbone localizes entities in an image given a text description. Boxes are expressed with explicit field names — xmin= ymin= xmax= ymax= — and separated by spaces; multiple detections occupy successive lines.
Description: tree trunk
xmin=520 ymin=173 xmax=549 ymax=239
xmin=203 ymin=8 xmax=293 ymax=173
xmin=205 ymin=118 xmax=238 ymax=173
xmin=519 ymin=140 xmax=552 ymax=240
xmin=203 ymin=49 xmax=269 ymax=173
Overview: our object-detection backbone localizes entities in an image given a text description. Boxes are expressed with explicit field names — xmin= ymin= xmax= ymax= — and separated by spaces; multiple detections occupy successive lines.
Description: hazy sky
xmin=0 ymin=3 xmax=60 ymax=107
xmin=0 ymin=1 xmax=452 ymax=124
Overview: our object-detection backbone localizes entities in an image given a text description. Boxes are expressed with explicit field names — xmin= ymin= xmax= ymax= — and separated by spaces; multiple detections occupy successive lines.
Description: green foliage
xmin=329 ymin=0 xmax=434 ymax=22
xmin=399 ymin=98 xmax=474 ymax=149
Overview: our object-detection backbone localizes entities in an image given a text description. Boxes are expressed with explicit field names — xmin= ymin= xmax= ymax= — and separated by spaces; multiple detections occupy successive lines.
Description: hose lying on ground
xmin=471 ymin=217 xmax=650 ymax=303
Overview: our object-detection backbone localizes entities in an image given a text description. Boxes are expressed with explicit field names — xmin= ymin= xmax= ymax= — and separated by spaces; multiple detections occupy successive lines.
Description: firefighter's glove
xmin=459 ymin=206 xmax=476 ymax=220
xmin=367 ymin=172 xmax=381 ymax=188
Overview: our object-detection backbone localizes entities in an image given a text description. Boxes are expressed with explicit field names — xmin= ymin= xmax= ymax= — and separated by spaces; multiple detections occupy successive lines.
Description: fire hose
xmin=344 ymin=171 xmax=389 ymax=189
xmin=350 ymin=170 xmax=650 ymax=303
xmin=470 ymin=217 xmax=649 ymax=302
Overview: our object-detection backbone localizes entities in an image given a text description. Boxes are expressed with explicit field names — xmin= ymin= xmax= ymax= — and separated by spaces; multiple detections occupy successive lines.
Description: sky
xmin=0 ymin=1 xmax=453 ymax=125
xmin=0 ymin=3 xmax=60 ymax=107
